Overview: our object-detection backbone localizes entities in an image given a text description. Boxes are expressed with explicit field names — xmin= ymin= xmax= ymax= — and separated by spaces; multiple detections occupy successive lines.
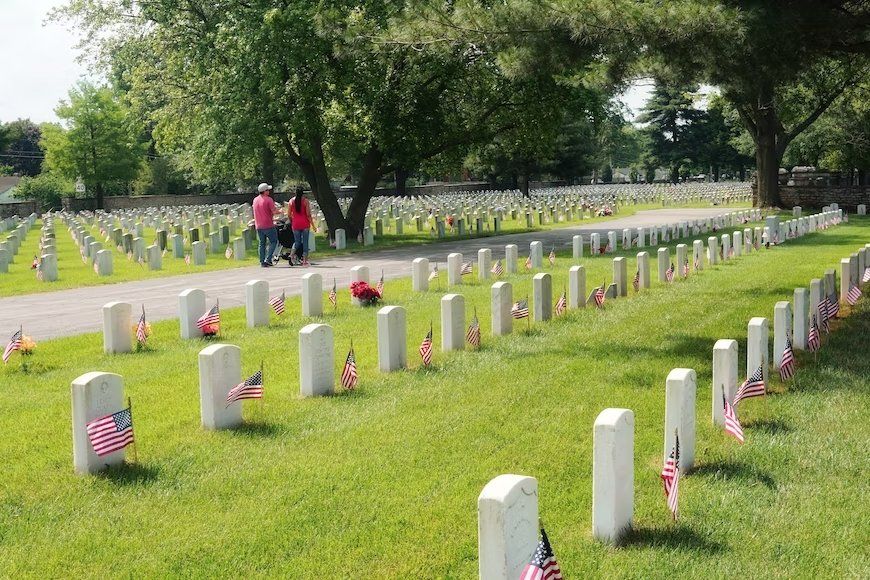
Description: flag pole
xmin=526 ymin=295 xmax=531 ymax=332
xmin=127 ymin=396 xmax=138 ymax=464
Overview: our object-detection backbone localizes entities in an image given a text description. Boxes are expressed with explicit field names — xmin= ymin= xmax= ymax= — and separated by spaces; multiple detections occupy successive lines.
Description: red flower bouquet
xmin=350 ymin=281 xmax=381 ymax=306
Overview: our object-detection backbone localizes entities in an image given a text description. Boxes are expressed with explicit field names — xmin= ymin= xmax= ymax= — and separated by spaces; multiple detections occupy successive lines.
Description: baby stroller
xmin=274 ymin=218 xmax=303 ymax=266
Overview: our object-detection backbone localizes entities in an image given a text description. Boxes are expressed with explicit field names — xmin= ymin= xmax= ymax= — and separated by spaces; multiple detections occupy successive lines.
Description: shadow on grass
xmin=692 ymin=460 xmax=777 ymax=490
xmin=744 ymin=418 xmax=791 ymax=435
xmin=620 ymin=525 xmax=725 ymax=553
xmin=96 ymin=461 xmax=160 ymax=485
xmin=230 ymin=422 xmax=283 ymax=437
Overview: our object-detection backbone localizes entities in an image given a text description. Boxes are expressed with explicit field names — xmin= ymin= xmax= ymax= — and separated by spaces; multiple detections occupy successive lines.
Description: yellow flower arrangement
xmin=19 ymin=336 xmax=36 ymax=355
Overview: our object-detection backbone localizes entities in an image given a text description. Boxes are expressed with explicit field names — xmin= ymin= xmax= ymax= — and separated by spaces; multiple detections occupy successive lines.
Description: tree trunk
xmin=739 ymin=165 xmax=746 ymax=181
xmin=260 ymin=147 xmax=276 ymax=187
xmin=394 ymin=167 xmax=409 ymax=197
xmin=95 ymin=182 xmax=104 ymax=210
xmin=519 ymin=173 xmax=530 ymax=197
xmin=307 ymin=137 xmax=345 ymax=239
xmin=344 ymin=146 xmax=384 ymax=239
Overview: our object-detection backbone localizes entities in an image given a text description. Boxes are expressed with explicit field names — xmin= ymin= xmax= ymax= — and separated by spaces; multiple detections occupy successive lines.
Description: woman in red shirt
xmin=288 ymin=186 xmax=317 ymax=266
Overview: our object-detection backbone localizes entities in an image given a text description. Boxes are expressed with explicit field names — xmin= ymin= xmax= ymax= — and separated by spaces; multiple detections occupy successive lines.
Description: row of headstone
xmin=0 ymin=213 xmax=38 ymax=275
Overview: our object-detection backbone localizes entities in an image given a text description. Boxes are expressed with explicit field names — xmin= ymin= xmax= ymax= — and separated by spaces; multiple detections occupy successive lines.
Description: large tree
xmin=41 ymin=82 xmax=143 ymax=208
xmin=641 ymin=0 xmax=869 ymax=205
xmin=61 ymin=0 xmax=582 ymax=237
xmin=1 ymin=119 xmax=43 ymax=176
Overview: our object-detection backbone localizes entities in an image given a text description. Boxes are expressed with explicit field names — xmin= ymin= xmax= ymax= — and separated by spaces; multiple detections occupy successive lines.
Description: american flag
xmin=779 ymin=336 xmax=796 ymax=380
xmin=196 ymin=303 xmax=220 ymax=330
xmin=826 ymin=293 xmax=839 ymax=319
xmin=3 ymin=328 xmax=22 ymax=364
xmin=807 ymin=315 xmax=821 ymax=352
xmin=593 ymin=284 xmax=606 ymax=308
xmin=329 ymin=279 xmax=337 ymax=307
xmin=632 ymin=270 xmax=640 ymax=292
xmin=661 ymin=431 xmax=680 ymax=520
xmin=225 ymin=369 xmax=263 ymax=406
xmin=817 ymin=301 xmax=830 ymax=334
xmin=341 ymin=348 xmax=358 ymax=390
xmin=863 ymin=267 xmax=870 ymax=284
xmin=555 ymin=291 xmax=567 ymax=316
xmin=519 ymin=527 xmax=563 ymax=580
xmin=525 ymin=255 xmax=532 ymax=270
xmin=460 ymin=261 xmax=473 ymax=276
xmin=491 ymin=259 xmax=503 ymax=277
xmin=428 ymin=263 xmax=439 ymax=281
xmin=269 ymin=291 xmax=286 ymax=315
xmin=723 ymin=395 xmax=745 ymax=443
xmin=184 ymin=254 xmax=191 ymax=266
xmin=693 ymin=255 xmax=700 ymax=271
xmin=225 ymin=245 xmax=233 ymax=259
xmin=665 ymin=262 xmax=675 ymax=283
xmin=466 ymin=314 xmax=481 ymax=348
xmin=86 ymin=407 xmax=134 ymax=457
xmin=136 ymin=308 xmax=148 ymax=345
xmin=419 ymin=325 xmax=433 ymax=366
xmin=548 ymin=247 xmax=556 ymax=266
xmin=734 ymin=365 xmax=765 ymax=406
xmin=682 ymin=259 xmax=689 ymax=278
xmin=511 ymin=299 xmax=529 ymax=319
xmin=846 ymin=283 xmax=862 ymax=306
xmin=376 ymin=272 xmax=385 ymax=297
xmin=30 ymin=256 xmax=39 ymax=269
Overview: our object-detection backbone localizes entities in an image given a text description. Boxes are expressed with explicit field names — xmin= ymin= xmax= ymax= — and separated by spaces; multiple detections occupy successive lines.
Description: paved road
xmin=1 ymin=207 xmax=746 ymax=340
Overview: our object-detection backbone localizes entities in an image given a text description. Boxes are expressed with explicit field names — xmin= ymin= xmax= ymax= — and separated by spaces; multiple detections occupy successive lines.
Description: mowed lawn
xmin=0 ymin=201 xmax=727 ymax=297
xmin=0 ymin=219 xmax=867 ymax=577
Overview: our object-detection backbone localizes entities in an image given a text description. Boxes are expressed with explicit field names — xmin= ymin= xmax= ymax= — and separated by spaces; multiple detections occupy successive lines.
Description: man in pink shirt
xmin=252 ymin=183 xmax=280 ymax=267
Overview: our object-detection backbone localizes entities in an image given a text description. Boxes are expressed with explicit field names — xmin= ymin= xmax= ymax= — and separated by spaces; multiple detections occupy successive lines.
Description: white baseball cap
xmin=257 ymin=183 xmax=273 ymax=193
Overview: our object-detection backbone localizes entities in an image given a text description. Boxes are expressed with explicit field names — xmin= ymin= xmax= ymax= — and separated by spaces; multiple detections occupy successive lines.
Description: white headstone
xmin=102 ymin=301 xmax=132 ymax=354
xmin=198 ymin=343 xmax=243 ymax=430
xmin=505 ymin=244 xmax=518 ymax=274
xmin=773 ymin=301 xmax=792 ymax=370
xmin=412 ymin=257 xmax=429 ymax=292
xmin=607 ymin=231 xmax=617 ymax=253
xmin=377 ymin=305 xmax=407 ymax=371
xmin=441 ymin=293 xmax=465 ymax=351
xmin=613 ymin=257 xmax=627 ymax=297
xmin=40 ymin=253 xmax=58 ymax=281
xmin=732 ymin=230 xmax=743 ymax=256
xmin=572 ymin=235 xmax=583 ymax=259
xmin=712 ymin=340 xmax=738 ymax=425
xmin=95 ymin=249 xmax=112 ymax=276
xmin=478 ymin=248 xmax=492 ymax=281
xmin=792 ymin=288 xmax=808 ymax=350
xmin=71 ymin=371 xmax=126 ymax=474
xmin=447 ymin=252 xmax=463 ymax=286
xmin=568 ymin=265 xmax=585 ymax=309
xmin=477 ymin=474 xmax=539 ymax=580
xmin=664 ymin=368 xmax=696 ymax=470
xmin=245 ymin=279 xmax=269 ymax=328
xmin=147 ymin=244 xmax=162 ymax=270
xmin=529 ymin=241 xmax=543 ymax=268
xmin=335 ymin=228 xmax=347 ymax=250
xmin=532 ymin=273 xmax=552 ymax=322
xmin=178 ymin=288 xmax=206 ymax=339
xmin=707 ymin=236 xmax=719 ymax=265
xmin=809 ymin=279 xmax=823 ymax=328
xmin=840 ymin=258 xmax=851 ymax=304
xmin=636 ymin=252 xmax=650 ymax=289
xmin=693 ymin=240 xmax=704 ymax=271
xmin=592 ymin=408 xmax=634 ymax=544
xmin=657 ymin=248 xmax=669 ymax=282
xmin=747 ymin=317 xmax=769 ymax=386
xmin=297 ymin=272 xmax=322 ymax=317
xmin=192 ymin=240 xmax=206 ymax=265
xmin=491 ymin=281 xmax=513 ymax=336
xmin=299 ymin=323 xmax=334 ymax=397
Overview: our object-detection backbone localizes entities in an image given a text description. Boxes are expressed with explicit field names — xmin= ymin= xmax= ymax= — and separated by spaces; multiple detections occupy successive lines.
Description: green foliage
xmin=13 ymin=172 xmax=74 ymax=210
xmin=0 ymin=119 xmax=43 ymax=176
xmin=41 ymin=82 xmax=143 ymax=207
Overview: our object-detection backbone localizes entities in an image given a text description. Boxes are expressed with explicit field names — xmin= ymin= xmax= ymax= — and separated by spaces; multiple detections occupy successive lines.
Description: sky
xmin=0 ymin=0 xmax=658 ymax=125
xmin=0 ymin=0 xmax=90 ymax=124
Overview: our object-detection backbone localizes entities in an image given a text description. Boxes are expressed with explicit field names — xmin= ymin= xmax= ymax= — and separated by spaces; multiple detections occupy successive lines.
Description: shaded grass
xmin=0 ymin=218 xmax=867 ymax=577
xmin=0 ymin=201 xmax=730 ymax=297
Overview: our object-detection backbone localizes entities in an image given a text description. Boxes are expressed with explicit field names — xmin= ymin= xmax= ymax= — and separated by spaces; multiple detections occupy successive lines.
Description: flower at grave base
xmin=19 ymin=336 xmax=37 ymax=355
xmin=349 ymin=281 xmax=381 ymax=305
xmin=201 ymin=323 xmax=220 ymax=336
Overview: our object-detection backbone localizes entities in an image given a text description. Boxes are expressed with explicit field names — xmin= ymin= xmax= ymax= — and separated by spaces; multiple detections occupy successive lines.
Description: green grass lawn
xmin=0 ymin=218 xmax=866 ymax=577
xmin=0 ymin=201 xmax=738 ymax=297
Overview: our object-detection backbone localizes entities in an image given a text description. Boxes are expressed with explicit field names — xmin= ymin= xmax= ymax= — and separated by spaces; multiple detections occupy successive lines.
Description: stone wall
xmin=777 ymin=186 xmax=870 ymax=211
xmin=0 ymin=201 xmax=38 ymax=219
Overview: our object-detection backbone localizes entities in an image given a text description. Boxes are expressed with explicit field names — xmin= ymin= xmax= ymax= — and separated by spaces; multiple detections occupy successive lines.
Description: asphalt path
xmin=1 ymin=207 xmax=747 ymax=340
